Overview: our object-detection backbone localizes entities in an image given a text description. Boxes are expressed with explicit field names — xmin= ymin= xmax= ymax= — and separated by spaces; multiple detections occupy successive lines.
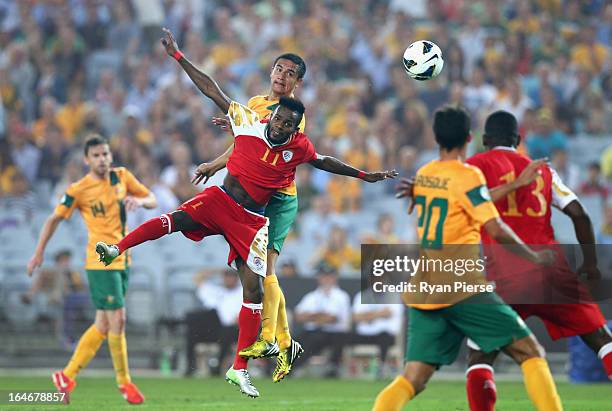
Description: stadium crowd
xmin=0 ymin=0 xmax=611 ymax=272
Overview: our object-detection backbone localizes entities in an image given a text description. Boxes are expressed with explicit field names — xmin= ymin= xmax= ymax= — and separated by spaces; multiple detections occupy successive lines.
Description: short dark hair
xmin=273 ymin=53 xmax=307 ymax=79
xmin=432 ymin=106 xmax=471 ymax=150
xmin=279 ymin=96 xmax=305 ymax=126
xmin=484 ymin=110 xmax=519 ymax=147
xmin=84 ymin=134 xmax=109 ymax=155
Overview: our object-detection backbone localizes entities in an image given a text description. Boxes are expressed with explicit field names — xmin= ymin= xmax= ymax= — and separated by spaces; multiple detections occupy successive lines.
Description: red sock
xmin=598 ymin=342 xmax=612 ymax=379
xmin=116 ymin=214 xmax=173 ymax=253
xmin=233 ymin=301 xmax=262 ymax=370
xmin=466 ymin=364 xmax=497 ymax=411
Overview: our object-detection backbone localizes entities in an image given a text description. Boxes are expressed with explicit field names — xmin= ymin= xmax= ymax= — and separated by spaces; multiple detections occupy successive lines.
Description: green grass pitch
xmin=0 ymin=376 xmax=610 ymax=410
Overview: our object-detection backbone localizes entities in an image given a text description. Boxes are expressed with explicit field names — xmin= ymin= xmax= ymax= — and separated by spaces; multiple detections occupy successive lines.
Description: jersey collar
xmin=492 ymin=146 xmax=516 ymax=152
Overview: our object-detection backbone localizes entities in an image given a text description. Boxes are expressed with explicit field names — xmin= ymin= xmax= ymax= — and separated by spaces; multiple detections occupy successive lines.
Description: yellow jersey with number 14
xmin=247 ymin=95 xmax=307 ymax=197
xmin=54 ymin=167 xmax=150 ymax=270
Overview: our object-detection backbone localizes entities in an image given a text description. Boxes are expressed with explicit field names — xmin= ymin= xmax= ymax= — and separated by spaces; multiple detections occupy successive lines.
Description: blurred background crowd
xmin=0 ymin=0 xmax=611 ymax=379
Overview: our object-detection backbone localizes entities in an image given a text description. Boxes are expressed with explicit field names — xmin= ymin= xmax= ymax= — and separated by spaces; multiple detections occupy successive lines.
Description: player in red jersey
xmin=464 ymin=111 xmax=612 ymax=411
xmin=95 ymin=31 xmax=396 ymax=398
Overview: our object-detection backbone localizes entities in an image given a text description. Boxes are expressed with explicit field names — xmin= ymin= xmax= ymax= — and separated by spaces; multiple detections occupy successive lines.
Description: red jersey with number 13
xmin=225 ymin=101 xmax=317 ymax=204
xmin=467 ymin=147 xmax=557 ymax=244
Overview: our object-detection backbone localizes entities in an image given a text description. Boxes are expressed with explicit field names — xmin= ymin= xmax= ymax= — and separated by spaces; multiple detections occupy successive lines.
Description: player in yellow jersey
xmin=373 ymin=107 xmax=563 ymax=411
xmin=162 ymin=28 xmax=305 ymax=382
xmin=27 ymin=135 xmax=157 ymax=404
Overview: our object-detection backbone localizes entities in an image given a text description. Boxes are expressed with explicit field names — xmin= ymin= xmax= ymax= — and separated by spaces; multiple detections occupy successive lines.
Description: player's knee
xmin=507 ymin=335 xmax=545 ymax=364
xmin=467 ymin=349 xmax=496 ymax=367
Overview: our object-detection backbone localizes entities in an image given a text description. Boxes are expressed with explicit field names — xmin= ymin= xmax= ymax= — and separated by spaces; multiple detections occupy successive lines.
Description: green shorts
xmin=265 ymin=192 xmax=298 ymax=253
xmin=405 ymin=292 xmax=531 ymax=366
xmin=86 ymin=269 xmax=129 ymax=310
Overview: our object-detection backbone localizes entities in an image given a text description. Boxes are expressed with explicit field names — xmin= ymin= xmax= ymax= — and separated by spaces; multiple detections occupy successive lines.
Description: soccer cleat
xmin=239 ymin=338 xmax=280 ymax=359
xmin=95 ymin=242 xmax=119 ymax=266
xmin=273 ymin=339 xmax=304 ymax=383
xmin=225 ymin=367 xmax=260 ymax=398
xmin=51 ymin=371 xmax=76 ymax=404
xmin=119 ymin=382 xmax=145 ymax=404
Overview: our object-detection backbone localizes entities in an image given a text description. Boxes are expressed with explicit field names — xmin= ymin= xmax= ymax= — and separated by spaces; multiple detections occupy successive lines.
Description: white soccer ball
xmin=402 ymin=40 xmax=444 ymax=81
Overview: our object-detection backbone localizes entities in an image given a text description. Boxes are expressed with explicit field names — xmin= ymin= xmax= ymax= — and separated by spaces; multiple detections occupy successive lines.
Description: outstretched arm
xmin=161 ymin=28 xmax=231 ymax=113
xmin=27 ymin=213 xmax=64 ymax=276
xmin=563 ymin=200 xmax=600 ymax=279
xmin=309 ymin=154 xmax=398 ymax=182
xmin=192 ymin=144 xmax=234 ymax=185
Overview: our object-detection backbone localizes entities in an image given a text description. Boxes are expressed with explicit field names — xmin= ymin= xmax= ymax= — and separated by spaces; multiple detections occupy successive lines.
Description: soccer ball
xmin=402 ymin=40 xmax=444 ymax=81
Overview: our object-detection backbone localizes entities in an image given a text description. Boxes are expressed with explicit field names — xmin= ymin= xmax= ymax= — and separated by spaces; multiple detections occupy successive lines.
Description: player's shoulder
xmin=247 ymin=95 xmax=267 ymax=107
xmin=458 ymin=162 xmax=487 ymax=185
xmin=110 ymin=166 xmax=130 ymax=181
xmin=66 ymin=174 xmax=92 ymax=194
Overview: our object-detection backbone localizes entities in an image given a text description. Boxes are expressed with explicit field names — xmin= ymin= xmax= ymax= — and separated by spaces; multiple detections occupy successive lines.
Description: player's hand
xmin=123 ymin=196 xmax=142 ymax=212
xmin=533 ymin=249 xmax=556 ymax=266
xmin=192 ymin=162 xmax=219 ymax=185
xmin=515 ymin=158 xmax=547 ymax=188
xmin=160 ymin=27 xmax=180 ymax=57
xmin=27 ymin=253 xmax=43 ymax=277
xmin=211 ymin=117 xmax=231 ymax=132
xmin=577 ymin=264 xmax=602 ymax=280
xmin=396 ymin=177 xmax=417 ymax=214
xmin=362 ymin=170 xmax=398 ymax=183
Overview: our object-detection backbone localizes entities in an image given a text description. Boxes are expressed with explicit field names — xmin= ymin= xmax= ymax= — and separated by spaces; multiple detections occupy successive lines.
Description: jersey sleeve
xmin=123 ymin=168 xmax=151 ymax=197
xmin=549 ymin=167 xmax=578 ymax=209
xmin=227 ymin=101 xmax=260 ymax=136
xmin=299 ymin=135 xmax=317 ymax=164
xmin=54 ymin=183 xmax=79 ymax=220
xmin=459 ymin=167 xmax=500 ymax=225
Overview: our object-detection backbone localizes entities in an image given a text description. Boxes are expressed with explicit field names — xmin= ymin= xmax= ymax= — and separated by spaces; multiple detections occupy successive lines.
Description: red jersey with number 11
xmin=225 ymin=101 xmax=317 ymax=204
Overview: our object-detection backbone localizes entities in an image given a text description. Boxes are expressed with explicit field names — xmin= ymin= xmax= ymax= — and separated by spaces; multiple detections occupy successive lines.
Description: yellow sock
xmin=108 ymin=332 xmax=131 ymax=386
xmin=275 ymin=288 xmax=292 ymax=350
xmin=64 ymin=325 xmax=106 ymax=379
xmin=261 ymin=274 xmax=281 ymax=343
xmin=373 ymin=376 xmax=415 ymax=411
xmin=521 ymin=357 xmax=563 ymax=411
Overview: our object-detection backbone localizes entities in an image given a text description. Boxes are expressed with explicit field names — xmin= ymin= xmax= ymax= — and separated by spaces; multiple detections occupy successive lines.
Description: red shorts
xmin=511 ymin=303 xmax=606 ymax=340
xmin=178 ymin=186 xmax=269 ymax=277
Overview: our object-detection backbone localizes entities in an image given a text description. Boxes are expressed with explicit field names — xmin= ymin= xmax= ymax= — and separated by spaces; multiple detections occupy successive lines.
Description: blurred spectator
xmin=21 ymin=250 xmax=86 ymax=343
xmin=579 ymin=162 xmax=609 ymax=202
xmin=299 ymin=195 xmax=347 ymax=245
xmin=160 ymin=141 xmax=197 ymax=202
xmin=37 ymin=124 xmax=70 ymax=187
xmin=0 ymin=139 xmax=17 ymax=196
xmin=51 ymin=155 xmax=85 ymax=207
xmin=597 ymin=202 xmax=612 ymax=244
xmin=525 ymin=109 xmax=568 ymax=159
xmin=362 ymin=213 xmax=400 ymax=244
xmin=294 ymin=264 xmax=351 ymax=377
xmin=55 ymin=87 xmax=88 ymax=143
xmin=56 ymin=250 xmax=89 ymax=346
xmin=571 ymin=25 xmax=609 ymax=74
xmin=602 ymin=146 xmax=612 ymax=180
xmin=463 ymin=67 xmax=496 ymax=120
xmin=278 ymin=260 xmax=299 ymax=277
xmin=32 ymin=96 xmax=60 ymax=143
xmin=185 ymin=270 xmax=241 ymax=376
xmin=0 ymin=167 xmax=36 ymax=220
xmin=7 ymin=116 xmax=40 ymax=184
xmin=551 ymin=149 xmax=580 ymax=191
xmin=351 ymin=291 xmax=402 ymax=374
xmin=491 ymin=77 xmax=534 ymax=124
xmin=313 ymin=225 xmax=360 ymax=275
xmin=128 ymin=162 xmax=179 ymax=227
xmin=99 ymin=87 xmax=127 ymax=137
